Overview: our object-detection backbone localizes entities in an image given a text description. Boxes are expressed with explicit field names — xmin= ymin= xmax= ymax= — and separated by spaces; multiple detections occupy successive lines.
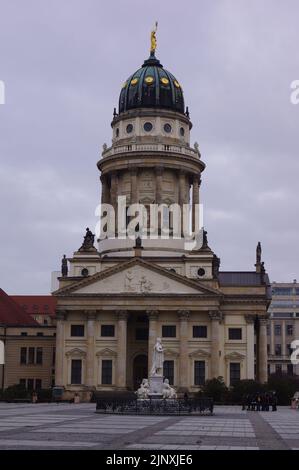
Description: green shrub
xmin=266 ymin=374 xmax=299 ymax=405
xmin=201 ymin=376 xmax=228 ymax=402
xmin=229 ymin=379 xmax=265 ymax=404
xmin=37 ymin=389 xmax=52 ymax=402
xmin=3 ymin=384 xmax=30 ymax=400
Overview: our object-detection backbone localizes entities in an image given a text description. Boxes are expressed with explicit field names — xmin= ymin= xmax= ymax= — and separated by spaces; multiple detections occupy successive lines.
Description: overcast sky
xmin=0 ymin=0 xmax=298 ymax=294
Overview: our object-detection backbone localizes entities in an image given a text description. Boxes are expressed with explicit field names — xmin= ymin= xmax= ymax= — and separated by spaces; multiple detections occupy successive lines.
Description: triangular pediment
xmin=54 ymin=258 xmax=221 ymax=296
xmin=225 ymin=351 xmax=246 ymax=360
xmin=189 ymin=348 xmax=211 ymax=358
xmin=65 ymin=348 xmax=86 ymax=357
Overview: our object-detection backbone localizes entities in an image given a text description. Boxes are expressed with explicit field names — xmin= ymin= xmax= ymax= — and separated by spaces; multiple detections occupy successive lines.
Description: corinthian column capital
xmin=116 ymin=310 xmax=129 ymax=321
xmin=85 ymin=310 xmax=97 ymax=320
xmin=177 ymin=310 xmax=190 ymax=320
xmin=259 ymin=316 xmax=269 ymax=326
xmin=146 ymin=310 xmax=159 ymax=321
xmin=208 ymin=310 xmax=223 ymax=322
xmin=245 ymin=314 xmax=256 ymax=324
xmin=55 ymin=309 xmax=67 ymax=321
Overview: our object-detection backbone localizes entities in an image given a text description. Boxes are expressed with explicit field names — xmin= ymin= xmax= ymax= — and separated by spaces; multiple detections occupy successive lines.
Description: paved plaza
xmin=0 ymin=403 xmax=298 ymax=450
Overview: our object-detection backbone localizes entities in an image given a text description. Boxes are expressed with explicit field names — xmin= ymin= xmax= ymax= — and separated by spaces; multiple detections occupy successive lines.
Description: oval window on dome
xmin=174 ymin=80 xmax=181 ymax=88
xmin=122 ymin=81 xmax=127 ymax=88
xmin=145 ymin=76 xmax=154 ymax=84
xmin=164 ymin=123 xmax=172 ymax=133
xmin=131 ymin=78 xmax=138 ymax=86
xmin=144 ymin=122 xmax=153 ymax=132
xmin=126 ymin=124 xmax=133 ymax=134
xmin=180 ymin=127 xmax=185 ymax=136
xmin=161 ymin=77 xmax=169 ymax=85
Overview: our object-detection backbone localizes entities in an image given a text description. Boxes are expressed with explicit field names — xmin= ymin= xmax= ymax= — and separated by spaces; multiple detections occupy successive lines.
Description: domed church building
xmin=53 ymin=30 xmax=271 ymax=399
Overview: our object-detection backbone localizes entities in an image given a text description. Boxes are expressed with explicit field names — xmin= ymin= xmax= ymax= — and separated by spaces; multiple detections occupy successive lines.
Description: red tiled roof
xmin=12 ymin=296 xmax=57 ymax=316
xmin=0 ymin=289 xmax=38 ymax=326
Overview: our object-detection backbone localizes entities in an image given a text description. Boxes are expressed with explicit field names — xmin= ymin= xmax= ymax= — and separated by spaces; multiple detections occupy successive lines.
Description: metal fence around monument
xmin=95 ymin=397 xmax=214 ymax=415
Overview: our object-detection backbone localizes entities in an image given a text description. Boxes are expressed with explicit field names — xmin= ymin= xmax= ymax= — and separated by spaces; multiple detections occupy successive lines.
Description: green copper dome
xmin=119 ymin=53 xmax=185 ymax=115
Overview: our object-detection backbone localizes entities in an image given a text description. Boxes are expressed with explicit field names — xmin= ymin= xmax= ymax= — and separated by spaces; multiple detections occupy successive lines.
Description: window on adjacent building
xmin=194 ymin=361 xmax=205 ymax=386
xmin=27 ymin=378 xmax=34 ymax=390
xmin=228 ymin=328 xmax=242 ymax=340
xmin=287 ymin=364 xmax=294 ymax=376
xmin=275 ymin=344 xmax=282 ymax=356
xmin=101 ymin=360 xmax=112 ymax=385
xmin=135 ymin=328 xmax=149 ymax=340
xmin=19 ymin=379 xmax=26 ymax=388
xmin=71 ymin=325 xmax=85 ymax=337
xmin=267 ymin=344 xmax=270 ymax=354
xmin=162 ymin=325 xmax=176 ymax=338
xmin=274 ymin=324 xmax=281 ymax=336
xmin=287 ymin=344 xmax=292 ymax=355
xmin=286 ymin=324 xmax=293 ymax=336
xmin=275 ymin=364 xmax=282 ymax=374
xmin=36 ymin=332 xmax=44 ymax=337
xmin=163 ymin=360 xmax=174 ymax=385
xmin=229 ymin=362 xmax=241 ymax=386
xmin=20 ymin=347 xmax=27 ymax=365
xmin=193 ymin=325 xmax=207 ymax=338
xmin=71 ymin=359 xmax=82 ymax=384
xmin=272 ymin=287 xmax=293 ymax=295
xmin=101 ymin=325 xmax=115 ymax=337
xmin=35 ymin=379 xmax=42 ymax=390
xmin=21 ymin=332 xmax=27 ymax=336
xmin=36 ymin=347 xmax=43 ymax=365
xmin=28 ymin=347 xmax=35 ymax=364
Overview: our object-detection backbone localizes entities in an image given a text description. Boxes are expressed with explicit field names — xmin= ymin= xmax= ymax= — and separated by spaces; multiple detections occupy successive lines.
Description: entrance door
xmin=133 ymin=355 xmax=148 ymax=390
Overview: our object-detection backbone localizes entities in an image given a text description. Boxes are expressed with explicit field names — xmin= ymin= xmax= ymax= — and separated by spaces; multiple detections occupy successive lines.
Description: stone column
xmin=55 ymin=310 xmax=66 ymax=387
xmin=155 ymin=167 xmax=163 ymax=205
xmin=209 ymin=310 xmax=222 ymax=379
xmin=116 ymin=310 xmax=128 ymax=389
xmin=130 ymin=168 xmax=138 ymax=204
xmin=86 ymin=310 xmax=96 ymax=388
xmin=270 ymin=320 xmax=275 ymax=356
xmin=245 ymin=315 xmax=255 ymax=379
xmin=258 ymin=316 xmax=268 ymax=383
xmin=282 ymin=320 xmax=286 ymax=358
xmin=100 ymin=175 xmax=110 ymax=204
xmin=147 ymin=310 xmax=159 ymax=374
xmin=178 ymin=310 xmax=190 ymax=390
xmin=110 ymin=172 xmax=119 ymax=234
xmin=178 ymin=171 xmax=186 ymax=236
xmin=192 ymin=174 xmax=200 ymax=233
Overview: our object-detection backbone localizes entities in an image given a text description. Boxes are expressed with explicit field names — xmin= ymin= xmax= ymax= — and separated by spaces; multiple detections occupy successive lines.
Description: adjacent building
xmin=267 ymin=281 xmax=299 ymax=376
xmin=0 ymin=289 xmax=56 ymax=391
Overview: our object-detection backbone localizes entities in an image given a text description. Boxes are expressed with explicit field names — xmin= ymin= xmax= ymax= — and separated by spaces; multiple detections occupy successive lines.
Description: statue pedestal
xmin=148 ymin=375 xmax=163 ymax=399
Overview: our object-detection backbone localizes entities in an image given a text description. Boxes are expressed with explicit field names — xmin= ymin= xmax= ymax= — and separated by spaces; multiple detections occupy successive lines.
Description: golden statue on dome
xmin=150 ymin=21 xmax=158 ymax=54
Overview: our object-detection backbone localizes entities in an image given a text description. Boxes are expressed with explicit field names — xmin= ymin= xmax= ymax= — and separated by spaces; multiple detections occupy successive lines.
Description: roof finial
xmin=150 ymin=21 xmax=158 ymax=56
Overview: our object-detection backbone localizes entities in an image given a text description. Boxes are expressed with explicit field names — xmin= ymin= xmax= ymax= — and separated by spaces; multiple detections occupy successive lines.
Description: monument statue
xmin=136 ymin=378 xmax=150 ymax=399
xmin=150 ymin=337 xmax=164 ymax=376
xmin=162 ymin=379 xmax=177 ymax=399
xmin=135 ymin=337 xmax=177 ymax=400
xmin=61 ymin=254 xmax=68 ymax=277
xmin=79 ymin=227 xmax=95 ymax=251
xmin=150 ymin=21 xmax=158 ymax=54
